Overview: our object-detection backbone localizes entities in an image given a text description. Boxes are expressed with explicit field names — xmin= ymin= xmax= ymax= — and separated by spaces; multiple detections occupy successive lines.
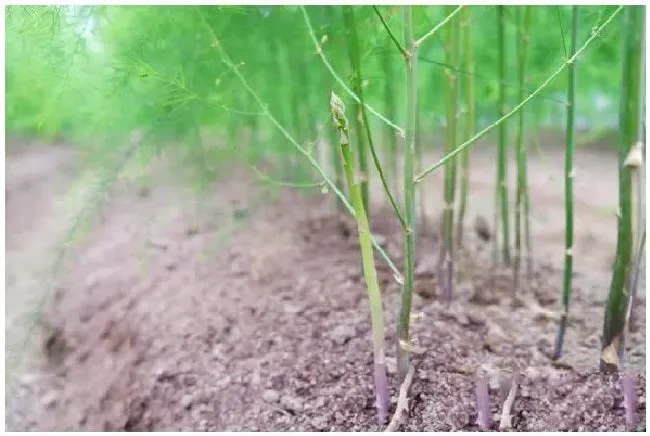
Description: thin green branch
xmin=414 ymin=5 xmax=623 ymax=184
xmin=417 ymin=55 xmax=568 ymax=106
xmin=372 ymin=6 xmax=407 ymax=58
xmin=414 ymin=6 xmax=464 ymax=49
xmin=301 ymin=6 xmax=405 ymax=137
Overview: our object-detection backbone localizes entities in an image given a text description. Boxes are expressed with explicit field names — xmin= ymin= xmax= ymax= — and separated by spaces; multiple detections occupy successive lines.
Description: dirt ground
xmin=5 ymin=138 xmax=646 ymax=431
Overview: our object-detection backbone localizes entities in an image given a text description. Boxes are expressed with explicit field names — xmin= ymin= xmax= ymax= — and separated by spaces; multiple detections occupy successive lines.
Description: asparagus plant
xmin=513 ymin=6 xmax=532 ymax=293
xmin=456 ymin=6 xmax=475 ymax=249
xmin=343 ymin=6 xmax=370 ymax=214
xmin=496 ymin=5 xmax=511 ymax=265
xmin=397 ymin=4 xmax=418 ymax=383
xmin=330 ymin=91 xmax=389 ymax=423
xmin=600 ymin=5 xmax=643 ymax=372
xmin=553 ymin=6 xmax=578 ymax=360
xmin=439 ymin=5 xmax=461 ymax=303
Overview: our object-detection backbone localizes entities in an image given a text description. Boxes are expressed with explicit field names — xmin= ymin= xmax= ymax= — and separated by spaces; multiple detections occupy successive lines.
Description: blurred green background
xmin=6 ymin=6 xmax=624 ymax=169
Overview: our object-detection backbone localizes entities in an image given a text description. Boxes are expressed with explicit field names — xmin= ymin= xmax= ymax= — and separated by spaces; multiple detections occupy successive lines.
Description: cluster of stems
xmin=513 ymin=7 xmax=532 ymax=295
xmin=298 ymin=4 xmax=631 ymax=422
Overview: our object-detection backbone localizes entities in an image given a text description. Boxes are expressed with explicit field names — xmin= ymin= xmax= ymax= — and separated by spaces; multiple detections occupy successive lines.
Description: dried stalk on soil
xmin=456 ymin=6 xmax=475 ymax=249
xmin=198 ymin=13 xmax=402 ymax=281
xmin=600 ymin=5 xmax=643 ymax=372
xmin=385 ymin=365 xmax=415 ymax=432
xmin=331 ymin=92 xmax=389 ymax=423
xmin=499 ymin=373 xmax=520 ymax=430
xmin=496 ymin=5 xmax=511 ymax=265
xmin=514 ymin=6 xmax=532 ymax=294
xmin=554 ymin=6 xmax=578 ymax=360
xmin=439 ymin=6 xmax=461 ymax=304
xmin=397 ymin=5 xmax=418 ymax=384
xmin=343 ymin=6 xmax=370 ymax=215
xmin=413 ymin=6 xmax=623 ymax=183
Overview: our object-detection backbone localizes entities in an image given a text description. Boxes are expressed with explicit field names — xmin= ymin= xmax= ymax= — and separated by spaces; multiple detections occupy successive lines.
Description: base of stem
xmin=374 ymin=361 xmax=389 ymax=424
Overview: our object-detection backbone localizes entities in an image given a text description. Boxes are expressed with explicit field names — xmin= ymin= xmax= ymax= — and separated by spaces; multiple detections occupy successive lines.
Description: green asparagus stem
xmin=600 ymin=5 xmax=643 ymax=372
xmin=554 ymin=5 xmax=578 ymax=360
xmin=439 ymin=5 xmax=461 ymax=304
xmin=396 ymin=5 xmax=418 ymax=383
xmin=456 ymin=6 xmax=475 ymax=249
xmin=331 ymin=92 xmax=389 ymax=423
xmin=496 ymin=5 xmax=511 ymax=265
xmin=343 ymin=6 xmax=370 ymax=215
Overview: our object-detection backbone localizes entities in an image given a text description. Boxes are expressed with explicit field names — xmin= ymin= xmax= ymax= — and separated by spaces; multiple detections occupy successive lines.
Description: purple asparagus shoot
xmin=476 ymin=375 xmax=491 ymax=430
xmin=622 ymin=372 xmax=637 ymax=428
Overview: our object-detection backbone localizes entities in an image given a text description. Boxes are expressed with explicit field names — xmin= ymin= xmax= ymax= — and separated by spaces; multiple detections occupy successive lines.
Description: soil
xmin=5 ymin=138 xmax=646 ymax=431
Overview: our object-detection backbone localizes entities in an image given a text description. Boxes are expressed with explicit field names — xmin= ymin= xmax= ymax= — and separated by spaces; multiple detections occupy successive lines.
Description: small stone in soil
xmin=386 ymin=357 xmax=397 ymax=374
xmin=312 ymin=416 xmax=329 ymax=431
xmin=329 ymin=324 xmax=356 ymax=345
xmin=180 ymin=394 xmax=194 ymax=410
xmin=262 ymin=390 xmax=280 ymax=403
xmin=284 ymin=304 xmax=303 ymax=315
xmin=467 ymin=310 xmax=487 ymax=325
xmin=280 ymin=395 xmax=302 ymax=413
xmin=40 ymin=391 xmax=58 ymax=408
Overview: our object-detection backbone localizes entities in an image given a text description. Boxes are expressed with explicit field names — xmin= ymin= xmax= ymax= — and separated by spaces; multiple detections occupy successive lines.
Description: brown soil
xmin=5 ymin=139 xmax=646 ymax=431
